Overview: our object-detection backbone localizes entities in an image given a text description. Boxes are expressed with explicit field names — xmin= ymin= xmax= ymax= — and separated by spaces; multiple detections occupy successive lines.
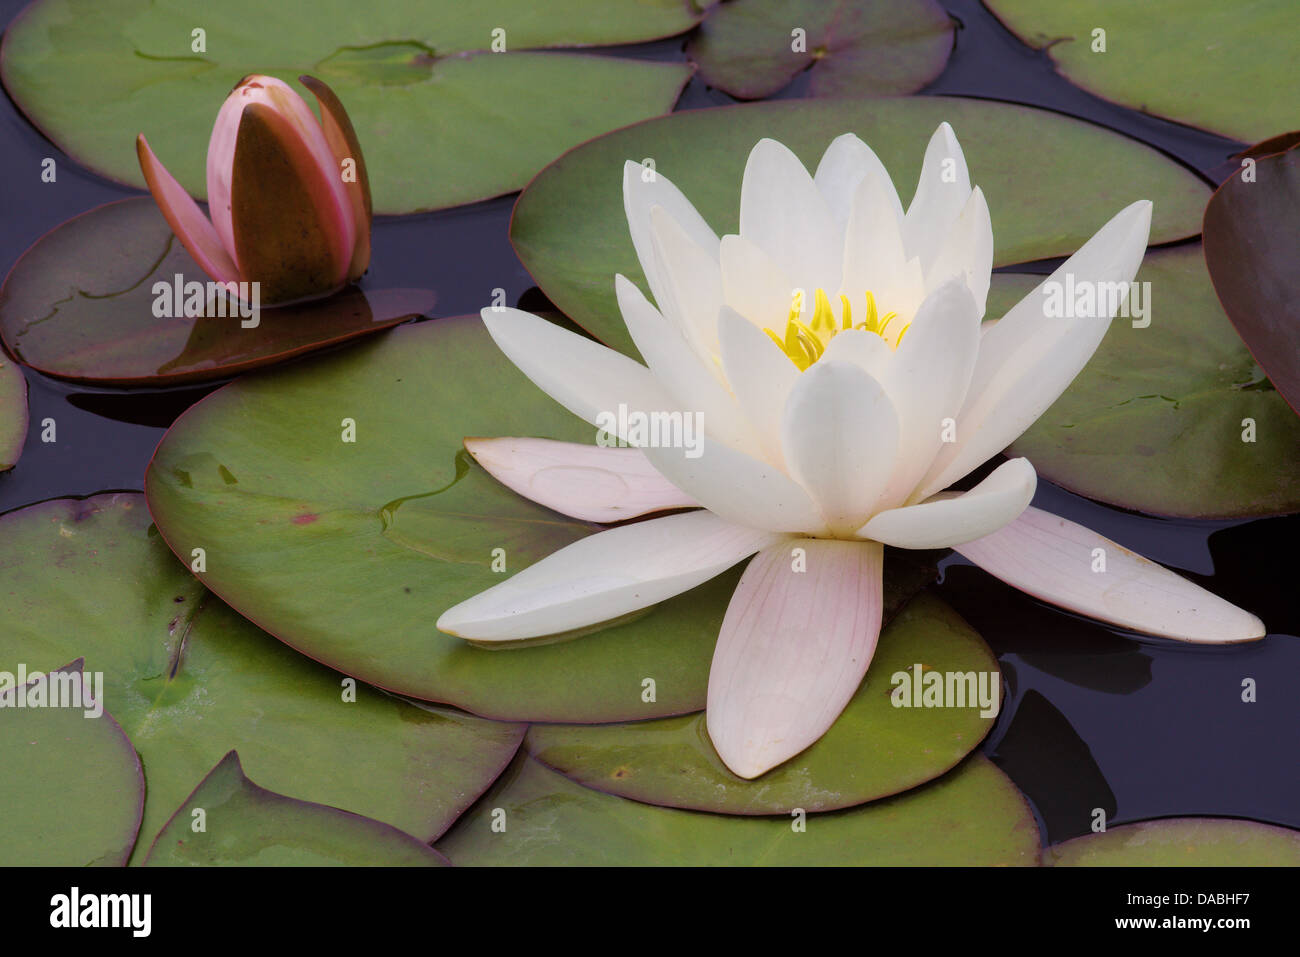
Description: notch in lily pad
xmin=144 ymin=751 xmax=448 ymax=866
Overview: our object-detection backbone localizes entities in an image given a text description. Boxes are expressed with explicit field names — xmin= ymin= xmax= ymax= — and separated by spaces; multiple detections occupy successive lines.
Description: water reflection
xmin=988 ymin=689 xmax=1116 ymax=844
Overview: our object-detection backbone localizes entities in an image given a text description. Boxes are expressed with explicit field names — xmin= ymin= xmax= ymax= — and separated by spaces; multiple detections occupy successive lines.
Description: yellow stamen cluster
xmin=764 ymin=288 xmax=910 ymax=371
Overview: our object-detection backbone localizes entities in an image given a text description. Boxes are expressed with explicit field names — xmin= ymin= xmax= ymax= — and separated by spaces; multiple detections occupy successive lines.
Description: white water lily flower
xmin=438 ymin=124 xmax=1266 ymax=779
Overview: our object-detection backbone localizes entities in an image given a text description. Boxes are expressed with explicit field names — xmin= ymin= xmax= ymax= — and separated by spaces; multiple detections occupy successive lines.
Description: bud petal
xmin=136 ymin=133 xmax=240 ymax=286
xmin=299 ymin=74 xmax=371 ymax=281
xmin=229 ymin=99 xmax=355 ymax=303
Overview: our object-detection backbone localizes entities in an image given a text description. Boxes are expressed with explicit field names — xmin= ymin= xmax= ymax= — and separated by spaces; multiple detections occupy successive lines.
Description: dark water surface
xmin=0 ymin=0 xmax=1295 ymax=846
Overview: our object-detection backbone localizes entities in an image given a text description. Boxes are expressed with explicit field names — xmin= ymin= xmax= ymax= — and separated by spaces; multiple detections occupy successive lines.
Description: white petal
xmin=648 ymin=205 xmax=725 ymax=358
xmin=872 ymin=280 xmax=981 ymax=506
xmin=623 ymin=160 xmax=720 ymax=314
xmin=707 ymin=539 xmax=884 ymax=779
xmin=615 ymin=275 xmax=759 ymax=455
xmin=819 ymin=327 xmax=891 ymax=379
xmin=464 ymin=437 xmax=697 ymax=523
xmin=739 ymin=138 xmax=841 ymax=294
xmin=860 ymin=458 xmax=1036 ymax=548
xmin=840 ymin=165 xmax=909 ymax=303
xmin=813 ymin=133 xmax=903 ymax=231
xmin=923 ymin=186 xmax=993 ymax=316
xmin=719 ymin=234 xmax=795 ymax=333
xmin=902 ymin=122 xmax=972 ymax=271
xmin=643 ymin=438 xmax=826 ymax=535
xmin=718 ymin=307 xmax=799 ymax=465
xmin=915 ymin=200 xmax=1152 ymax=498
xmin=438 ymin=511 xmax=781 ymax=641
xmin=838 ymin=173 xmax=928 ymax=323
xmin=781 ymin=360 xmax=901 ymax=535
xmin=481 ymin=307 xmax=678 ymax=444
xmin=955 ymin=507 xmax=1267 ymax=643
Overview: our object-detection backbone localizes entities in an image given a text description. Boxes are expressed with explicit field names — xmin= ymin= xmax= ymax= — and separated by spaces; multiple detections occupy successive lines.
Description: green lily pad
xmin=0 ymin=0 xmax=697 ymax=214
xmin=985 ymin=0 xmax=1298 ymax=144
xmin=511 ymin=96 xmax=1211 ymax=359
xmin=1204 ymin=146 xmax=1300 ymax=414
xmin=0 ymin=492 xmax=526 ymax=864
xmin=527 ymin=591 xmax=998 ymax=813
xmin=0 ymin=351 xmax=26 ymax=470
xmin=437 ymin=753 xmax=1040 ymax=865
xmin=144 ymin=751 xmax=448 ymax=866
xmin=145 ymin=316 xmax=936 ymax=721
xmin=0 ymin=660 xmax=144 ymax=866
xmin=0 ymin=198 xmax=434 ymax=386
xmin=1009 ymin=246 xmax=1300 ymax=518
xmin=1045 ymin=818 xmax=1300 ymax=866
xmin=687 ymin=0 xmax=953 ymax=100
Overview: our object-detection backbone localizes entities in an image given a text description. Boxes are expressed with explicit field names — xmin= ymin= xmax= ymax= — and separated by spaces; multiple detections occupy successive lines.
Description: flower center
xmin=764 ymin=288 xmax=910 ymax=371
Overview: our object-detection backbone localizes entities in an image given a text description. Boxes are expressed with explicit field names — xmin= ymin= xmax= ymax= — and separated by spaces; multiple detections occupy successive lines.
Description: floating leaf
xmin=1045 ymin=817 xmax=1300 ymax=866
xmin=0 ymin=351 xmax=26 ymax=470
xmin=511 ymin=96 xmax=1210 ymax=358
xmin=1009 ymin=246 xmax=1300 ymax=517
xmin=145 ymin=317 xmax=935 ymax=721
xmin=0 ymin=660 xmax=144 ymax=866
xmin=985 ymin=0 xmax=1298 ymax=143
xmin=144 ymin=752 xmax=448 ymax=866
xmin=0 ymin=199 xmax=433 ymax=386
xmin=527 ymin=591 xmax=998 ymax=813
xmin=688 ymin=0 xmax=953 ymax=99
xmin=1203 ymin=146 xmax=1300 ymax=413
xmin=0 ymin=0 xmax=697 ymax=214
xmin=0 ymin=493 xmax=525 ymax=863
xmin=437 ymin=754 xmax=1040 ymax=865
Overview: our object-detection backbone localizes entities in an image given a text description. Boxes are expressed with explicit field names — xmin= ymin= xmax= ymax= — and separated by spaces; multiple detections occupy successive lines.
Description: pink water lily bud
xmin=136 ymin=74 xmax=372 ymax=305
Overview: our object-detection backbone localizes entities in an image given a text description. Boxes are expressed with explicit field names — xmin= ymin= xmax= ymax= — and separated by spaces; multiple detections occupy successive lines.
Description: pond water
xmin=0 ymin=0 xmax=1295 ymax=846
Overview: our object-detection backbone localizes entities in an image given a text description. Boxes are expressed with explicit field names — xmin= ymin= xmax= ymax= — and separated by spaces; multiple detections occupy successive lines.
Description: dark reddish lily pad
xmin=1203 ymin=145 xmax=1300 ymax=414
xmin=687 ymin=0 xmax=953 ymax=100
xmin=0 ymin=198 xmax=434 ymax=386
xmin=0 ymin=351 xmax=26 ymax=470
xmin=144 ymin=751 xmax=448 ymax=866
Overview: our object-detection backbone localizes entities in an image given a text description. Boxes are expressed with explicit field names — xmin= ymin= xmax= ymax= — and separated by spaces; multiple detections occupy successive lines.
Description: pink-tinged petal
xmin=208 ymin=75 xmax=353 ymax=273
xmin=860 ymin=458 xmax=1036 ymax=549
xmin=229 ymin=97 xmax=355 ymax=302
xmin=707 ymin=539 xmax=884 ymax=779
xmin=955 ymin=507 xmax=1266 ymax=643
xmin=300 ymin=74 xmax=371 ymax=281
xmin=206 ymin=86 xmax=245 ymax=269
xmin=437 ymin=511 xmax=785 ymax=641
xmin=136 ymin=134 xmax=240 ymax=286
xmin=464 ymin=437 xmax=697 ymax=522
